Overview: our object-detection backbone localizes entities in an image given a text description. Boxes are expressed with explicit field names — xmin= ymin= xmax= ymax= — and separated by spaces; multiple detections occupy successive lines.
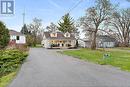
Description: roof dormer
xmin=64 ymin=32 xmax=70 ymax=37
xmin=50 ymin=32 xmax=57 ymax=37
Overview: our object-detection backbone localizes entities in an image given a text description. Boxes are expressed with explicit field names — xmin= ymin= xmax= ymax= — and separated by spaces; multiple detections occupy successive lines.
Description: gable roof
xmin=44 ymin=32 xmax=76 ymax=40
xmin=97 ymin=35 xmax=116 ymax=42
xmin=9 ymin=30 xmax=24 ymax=36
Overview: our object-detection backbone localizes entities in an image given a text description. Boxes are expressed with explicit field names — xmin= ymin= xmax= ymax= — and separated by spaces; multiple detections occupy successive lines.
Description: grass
xmin=62 ymin=48 xmax=130 ymax=72
xmin=0 ymin=72 xmax=16 ymax=87
xmin=116 ymin=47 xmax=130 ymax=50
xmin=103 ymin=47 xmax=130 ymax=52
xmin=31 ymin=44 xmax=43 ymax=48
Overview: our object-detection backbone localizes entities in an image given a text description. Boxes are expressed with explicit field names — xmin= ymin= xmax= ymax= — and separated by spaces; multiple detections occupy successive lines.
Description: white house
xmin=9 ymin=30 xmax=26 ymax=45
xmin=97 ymin=35 xmax=116 ymax=48
xmin=78 ymin=35 xmax=116 ymax=48
xmin=41 ymin=32 xmax=76 ymax=48
xmin=78 ymin=39 xmax=91 ymax=48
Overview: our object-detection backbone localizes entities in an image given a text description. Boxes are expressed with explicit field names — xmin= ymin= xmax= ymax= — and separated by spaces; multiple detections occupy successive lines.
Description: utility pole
xmin=22 ymin=9 xmax=25 ymax=26
xmin=22 ymin=8 xmax=25 ymax=34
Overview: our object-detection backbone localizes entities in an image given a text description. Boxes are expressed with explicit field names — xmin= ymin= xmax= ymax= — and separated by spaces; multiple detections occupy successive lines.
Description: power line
xmin=22 ymin=8 xmax=26 ymax=34
xmin=58 ymin=0 xmax=84 ymax=21
xmin=68 ymin=0 xmax=84 ymax=13
xmin=54 ymin=0 xmax=84 ymax=24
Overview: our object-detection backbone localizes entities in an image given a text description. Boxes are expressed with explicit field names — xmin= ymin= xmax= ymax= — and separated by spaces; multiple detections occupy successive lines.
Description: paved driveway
xmin=9 ymin=48 xmax=130 ymax=87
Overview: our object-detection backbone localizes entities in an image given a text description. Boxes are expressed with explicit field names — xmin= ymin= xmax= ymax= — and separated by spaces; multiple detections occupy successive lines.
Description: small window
xmin=50 ymin=33 xmax=57 ymax=37
xmin=64 ymin=32 xmax=70 ymax=37
xmin=66 ymin=33 xmax=69 ymax=37
xmin=16 ymin=36 xmax=19 ymax=40
xmin=53 ymin=33 xmax=55 ymax=36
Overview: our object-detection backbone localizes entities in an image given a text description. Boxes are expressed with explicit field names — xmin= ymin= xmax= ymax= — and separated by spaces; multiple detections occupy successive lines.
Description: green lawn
xmin=0 ymin=72 xmax=16 ymax=87
xmin=62 ymin=48 xmax=130 ymax=72
xmin=31 ymin=44 xmax=43 ymax=48
xmin=103 ymin=47 xmax=130 ymax=52
xmin=116 ymin=47 xmax=130 ymax=50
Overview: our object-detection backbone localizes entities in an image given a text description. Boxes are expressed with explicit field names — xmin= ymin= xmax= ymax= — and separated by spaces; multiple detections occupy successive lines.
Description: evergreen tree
xmin=58 ymin=13 xmax=75 ymax=33
xmin=0 ymin=21 xmax=10 ymax=49
xmin=21 ymin=24 xmax=28 ymax=35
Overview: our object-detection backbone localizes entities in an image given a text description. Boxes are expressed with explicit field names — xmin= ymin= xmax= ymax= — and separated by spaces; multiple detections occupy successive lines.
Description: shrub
xmin=15 ymin=44 xmax=29 ymax=52
xmin=26 ymin=35 xmax=36 ymax=47
xmin=0 ymin=21 xmax=10 ymax=49
xmin=0 ymin=49 xmax=28 ymax=77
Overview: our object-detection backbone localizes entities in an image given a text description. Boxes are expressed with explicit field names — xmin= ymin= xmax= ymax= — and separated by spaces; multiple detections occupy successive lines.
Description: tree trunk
xmin=122 ymin=37 xmax=129 ymax=47
xmin=124 ymin=39 xmax=129 ymax=47
xmin=128 ymin=33 xmax=130 ymax=47
xmin=91 ymin=31 xmax=97 ymax=50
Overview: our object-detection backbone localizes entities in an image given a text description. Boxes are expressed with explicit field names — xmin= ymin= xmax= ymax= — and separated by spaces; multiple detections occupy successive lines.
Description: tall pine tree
xmin=58 ymin=13 xmax=75 ymax=33
xmin=21 ymin=24 xmax=29 ymax=35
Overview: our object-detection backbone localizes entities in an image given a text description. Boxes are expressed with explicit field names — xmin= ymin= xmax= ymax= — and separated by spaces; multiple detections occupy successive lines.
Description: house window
xmin=64 ymin=32 xmax=70 ymax=37
xmin=16 ymin=36 xmax=20 ymax=40
xmin=53 ymin=33 xmax=55 ymax=36
xmin=50 ymin=33 xmax=57 ymax=37
xmin=66 ymin=33 xmax=69 ymax=37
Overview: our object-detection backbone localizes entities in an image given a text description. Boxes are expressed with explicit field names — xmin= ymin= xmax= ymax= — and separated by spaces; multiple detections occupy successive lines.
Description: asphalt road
xmin=9 ymin=48 xmax=130 ymax=87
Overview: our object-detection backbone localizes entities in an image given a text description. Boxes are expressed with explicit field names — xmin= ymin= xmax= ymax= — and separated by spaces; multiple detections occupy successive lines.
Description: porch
xmin=49 ymin=40 xmax=72 ymax=48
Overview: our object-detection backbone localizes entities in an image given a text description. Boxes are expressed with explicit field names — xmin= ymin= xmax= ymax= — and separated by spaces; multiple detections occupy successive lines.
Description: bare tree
xmin=72 ymin=25 xmax=80 ymax=40
xmin=105 ymin=8 xmax=130 ymax=47
xmin=28 ymin=18 xmax=43 ymax=35
xmin=46 ymin=22 xmax=58 ymax=32
xmin=28 ymin=18 xmax=43 ymax=46
xmin=80 ymin=0 xmax=114 ymax=50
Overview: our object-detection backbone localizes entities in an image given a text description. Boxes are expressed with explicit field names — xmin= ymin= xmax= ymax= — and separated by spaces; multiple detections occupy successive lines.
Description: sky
xmin=0 ymin=0 xmax=130 ymax=32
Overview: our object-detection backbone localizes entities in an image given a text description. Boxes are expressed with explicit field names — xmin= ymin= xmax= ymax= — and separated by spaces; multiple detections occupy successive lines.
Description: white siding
xmin=103 ymin=42 xmax=115 ymax=48
xmin=44 ymin=40 xmax=51 ymax=48
xmin=10 ymin=35 xmax=26 ymax=44
xmin=71 ymin=40 xmax=76 ymax=47
xmin=78 ymin=40 xmax=88 ymax=48
xmin=10 ymin=35 xmax=16 ymax=40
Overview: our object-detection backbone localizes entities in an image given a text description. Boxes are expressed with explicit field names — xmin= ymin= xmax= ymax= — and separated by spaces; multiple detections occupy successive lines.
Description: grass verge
xmin=0 ymin=72 xmax=16 ymax=87
xmin=62 ymin=48 xmax=130 ymax=72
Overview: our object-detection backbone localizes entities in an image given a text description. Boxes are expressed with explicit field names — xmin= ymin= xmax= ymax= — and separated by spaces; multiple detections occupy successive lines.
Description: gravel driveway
xmin=9 ymin=48 xmax=130 ymax=87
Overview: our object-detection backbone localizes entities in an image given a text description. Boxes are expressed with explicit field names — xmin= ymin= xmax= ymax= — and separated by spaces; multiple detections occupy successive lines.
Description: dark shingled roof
xmin=9 ymin=30 xmax=24 ymax=36
xmin=98 ymin=35 xmax=116 ymax=42
xmin=44 ymin=32 xmax=76 ymax=40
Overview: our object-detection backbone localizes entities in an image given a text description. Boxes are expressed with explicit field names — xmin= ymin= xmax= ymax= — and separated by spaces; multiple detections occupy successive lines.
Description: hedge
xmin=0 ymin=49 xmax=28 ymax=77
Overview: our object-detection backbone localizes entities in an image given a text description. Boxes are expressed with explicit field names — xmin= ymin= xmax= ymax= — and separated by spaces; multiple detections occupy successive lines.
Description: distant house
xmin=78 ymin=39 xmax=91 ymax=48
xmin=41 ymin=32 xmax=76 ymax=48
xmin=96 ymin=35 xmax=116 ymax=48
xmin=9 ymin=30 xmax=26 ymax=45
xmin=78 ymin=35 xmax=116 ymax=48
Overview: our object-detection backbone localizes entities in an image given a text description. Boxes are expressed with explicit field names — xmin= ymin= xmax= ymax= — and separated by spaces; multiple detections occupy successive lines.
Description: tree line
xmin=0 ymin=0 xmax=130 ymax=49
xmin=21 ymin=14 xmax=79 ymax=47
xmin=24 ymin=0 xmax=130 ymax=49
xmin=80 ymin=0 xmax=130 ymax=50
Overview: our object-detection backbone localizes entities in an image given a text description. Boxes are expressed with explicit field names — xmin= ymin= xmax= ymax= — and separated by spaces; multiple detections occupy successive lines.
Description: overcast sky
xmin=1 ymin=0 xmax=130 ymax=32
